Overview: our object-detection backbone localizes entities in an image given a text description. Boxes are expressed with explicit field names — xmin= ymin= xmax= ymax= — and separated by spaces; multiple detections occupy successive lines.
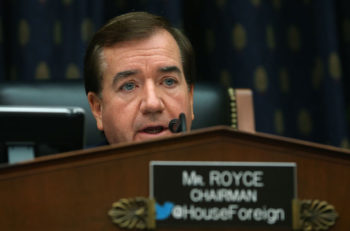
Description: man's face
xmin=88 ymin=29 xmax=194 ymax=144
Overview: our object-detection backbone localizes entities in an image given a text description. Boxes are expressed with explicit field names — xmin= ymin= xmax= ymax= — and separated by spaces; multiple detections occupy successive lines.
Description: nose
xmin=140 ymin=81 xmax=164 ymax=114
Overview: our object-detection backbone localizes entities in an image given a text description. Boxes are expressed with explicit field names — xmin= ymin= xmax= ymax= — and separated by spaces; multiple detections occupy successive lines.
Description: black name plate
xmin=150 ymin=161 xmax=296 ymax=228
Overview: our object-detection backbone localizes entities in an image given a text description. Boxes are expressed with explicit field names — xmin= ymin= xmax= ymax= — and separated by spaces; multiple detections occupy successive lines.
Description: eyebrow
xmin=113 ymin=69 xmax=139 ymax=85
xmin=158 ymin=66 xmax=182 ymax=75
xmin=112 ymin=66 xmax=182 ymax=85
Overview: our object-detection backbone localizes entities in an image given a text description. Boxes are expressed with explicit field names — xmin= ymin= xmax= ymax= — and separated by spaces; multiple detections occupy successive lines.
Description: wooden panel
xmin=0 ymin=126 xmax=349 ymax=230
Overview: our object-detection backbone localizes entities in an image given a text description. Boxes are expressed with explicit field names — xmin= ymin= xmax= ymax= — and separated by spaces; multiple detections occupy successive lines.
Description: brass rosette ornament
xmin=293 ymin=199 xmax=338 ymax=231
xmin=108 ymin=197 xmax=156 ymax=230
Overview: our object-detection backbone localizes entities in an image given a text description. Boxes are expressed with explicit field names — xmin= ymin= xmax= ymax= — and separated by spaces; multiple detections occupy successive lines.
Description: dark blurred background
xmin=1 ymin=0 xmax=350 ymax=148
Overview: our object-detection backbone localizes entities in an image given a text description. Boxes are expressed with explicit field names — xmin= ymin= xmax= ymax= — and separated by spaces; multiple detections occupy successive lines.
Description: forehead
xmin=101 ymin=29 xmax=182 ymax=70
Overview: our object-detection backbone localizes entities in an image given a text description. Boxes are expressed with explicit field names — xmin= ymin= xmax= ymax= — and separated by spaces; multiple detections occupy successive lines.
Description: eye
xmin=163 ymin=77 xmax=177 ymax=87
xmin=120 ymin=82 xmax=136 ymax=91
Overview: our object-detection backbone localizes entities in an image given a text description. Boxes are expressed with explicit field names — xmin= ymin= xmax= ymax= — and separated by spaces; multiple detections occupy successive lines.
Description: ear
xmin=87 ymin=92 xmax=104 ymax=131
xmin=189 ymin=84 xmax=195 ymax=120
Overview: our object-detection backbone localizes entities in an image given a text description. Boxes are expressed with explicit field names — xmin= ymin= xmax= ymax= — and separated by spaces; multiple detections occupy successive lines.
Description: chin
xmin=134 ymin=130 xmax=172 ymax=142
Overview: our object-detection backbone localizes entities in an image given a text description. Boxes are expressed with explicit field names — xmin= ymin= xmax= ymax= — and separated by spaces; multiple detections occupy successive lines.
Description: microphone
xmin=168 ymin=113 xmax=187 ymax=133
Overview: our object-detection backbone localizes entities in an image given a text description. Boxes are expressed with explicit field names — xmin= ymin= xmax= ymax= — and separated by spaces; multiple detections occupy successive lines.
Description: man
xmin=84 ymin=12 xmax=195 ymax=144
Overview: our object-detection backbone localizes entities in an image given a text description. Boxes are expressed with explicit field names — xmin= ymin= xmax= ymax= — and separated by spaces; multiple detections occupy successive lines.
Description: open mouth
xmin=142 ymin=126 xmax=165 ymax=134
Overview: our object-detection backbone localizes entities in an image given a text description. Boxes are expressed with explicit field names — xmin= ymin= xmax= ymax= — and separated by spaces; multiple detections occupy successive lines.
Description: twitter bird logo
xmin=156 ymin=201 xmax=174 ymax=220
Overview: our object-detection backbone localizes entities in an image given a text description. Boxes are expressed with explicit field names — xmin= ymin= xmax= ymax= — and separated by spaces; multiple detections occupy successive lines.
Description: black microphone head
xmin=168 ymin=119 xmax=180 ymax=133
xmin=179 ymin=113 xmax=187 ymax=132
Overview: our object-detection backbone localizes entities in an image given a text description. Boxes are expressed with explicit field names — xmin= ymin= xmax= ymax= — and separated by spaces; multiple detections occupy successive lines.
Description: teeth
xmin=143 ymin=126 xmax=163 ymax=134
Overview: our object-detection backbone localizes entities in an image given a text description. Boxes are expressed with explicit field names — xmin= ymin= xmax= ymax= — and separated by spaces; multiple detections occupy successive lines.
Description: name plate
xmin=150 ymin=161 xmax=296 ymax=228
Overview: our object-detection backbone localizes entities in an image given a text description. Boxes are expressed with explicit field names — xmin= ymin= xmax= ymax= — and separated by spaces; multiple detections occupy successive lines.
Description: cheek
xmin=101 ymin=101 xmax=136 ymax=143
xmin=166 ymin=91 xmax=192 ymax=114
xmin=102 ymin=98 xmax=138 ymax=127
